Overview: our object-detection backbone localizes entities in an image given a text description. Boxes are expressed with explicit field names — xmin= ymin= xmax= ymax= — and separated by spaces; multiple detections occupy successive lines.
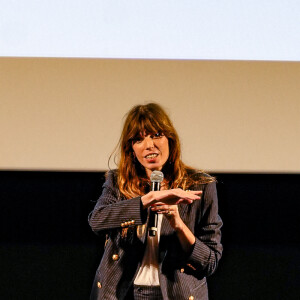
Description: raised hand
xmin=141 ymin=188 xmax=202 ymax=208
xmin=154 ymin=188 xmax=202 ymax=205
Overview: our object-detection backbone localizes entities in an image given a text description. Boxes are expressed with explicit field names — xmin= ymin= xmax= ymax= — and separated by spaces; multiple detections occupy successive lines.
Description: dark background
xmin=0 ymin=171 xmax=299 ymax=300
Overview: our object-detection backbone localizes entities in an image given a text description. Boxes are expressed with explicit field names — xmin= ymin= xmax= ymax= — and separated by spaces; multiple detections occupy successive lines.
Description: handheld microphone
xmin=148 ymin=170 xmax=164 ymax=237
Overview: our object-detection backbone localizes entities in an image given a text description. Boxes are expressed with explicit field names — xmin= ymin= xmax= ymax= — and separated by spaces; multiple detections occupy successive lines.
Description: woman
xmin=89 ymin=103 xmax=222 ymax=300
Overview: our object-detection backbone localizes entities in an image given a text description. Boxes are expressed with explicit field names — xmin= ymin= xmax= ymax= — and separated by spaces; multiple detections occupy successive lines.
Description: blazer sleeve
xmin=186 ymin=181 xmax=223 ymax=277
xmin=88 ymin=170 xmax=147 ymax=235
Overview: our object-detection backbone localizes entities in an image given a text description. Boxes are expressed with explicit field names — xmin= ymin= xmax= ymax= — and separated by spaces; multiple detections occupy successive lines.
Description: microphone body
xmin=148 ymin=171 xmax=164 ymax=237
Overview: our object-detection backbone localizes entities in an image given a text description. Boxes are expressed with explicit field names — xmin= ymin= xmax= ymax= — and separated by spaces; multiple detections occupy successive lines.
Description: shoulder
xmin=103 ymin=169 xmax=119 ymax=188
xmin=185 ymin=168 xmax=215 ymax=186
xmin=185 ymin=169 xmax=218 ymax=206
xmin=102 ymin=169 xmax=124 ymax=199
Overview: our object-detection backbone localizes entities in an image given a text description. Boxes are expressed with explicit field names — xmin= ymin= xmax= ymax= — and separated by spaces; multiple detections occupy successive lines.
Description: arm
xmin=149 ymin=202 xmax=196 ymax=253
xmin=89 ymin=183 xmax=201 ymax=234
xmin=89 ymin=171 xmax=202 ymax=236
xmin=172 ymin=215 xmax=196 ymax=253
xmin=88 ymin=171 xmax=147 ymax=234
xmin=150 ymin=181 xmax=222 ymax=276
xmin=141 ymin=188 xmax=201 ymax=208
xmin=144 ymin=189 xmax=203 ymax=253
xmin=187 ymin=181 xmax=223 ymax=276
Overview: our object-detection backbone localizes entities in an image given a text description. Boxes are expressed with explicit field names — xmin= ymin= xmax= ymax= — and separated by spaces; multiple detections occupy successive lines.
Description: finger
xmin=178 ymin=195 xmax=200 ymax=202
xmin=165 ymin=208 xmax=173 ymax=218
xmin=176 ymin=190 xmax=201 ymax=200
xmin=186 ymin=190 xmax=202 ymax=195
xmin=158 ymin=209 xmax=170 ymax=214
xmin=151 ymin=204 xmax=169 ymax=211
xmin=152 ymin=202 xmax=166 ymax=207
xmin=156 ymin=206 xmax=170 ymax=214
xmin=177 ymin=199 xmax=193 ymax=205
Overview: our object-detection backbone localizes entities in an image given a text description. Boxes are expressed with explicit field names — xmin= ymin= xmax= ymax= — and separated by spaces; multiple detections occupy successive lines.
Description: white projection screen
xmin=1 ymin=1 xmax=299 ymax=172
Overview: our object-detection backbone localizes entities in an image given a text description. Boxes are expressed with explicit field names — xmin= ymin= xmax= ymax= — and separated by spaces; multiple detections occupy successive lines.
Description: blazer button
xmin=180 ymin=268 xmax=184 ymax=273
xmin=188 ymin=296 xmax=194 ymax=300
xmin=112 ymin=254 xmax=119 ymax=261
xmin=97 ymin=281 xmax=102 ymax=288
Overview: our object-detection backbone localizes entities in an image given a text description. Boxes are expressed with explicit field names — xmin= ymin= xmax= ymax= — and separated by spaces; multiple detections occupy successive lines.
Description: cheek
xmin=165 ymin=147 xmax=170 ymax=159
xmin=132 ymin=145 xmax=142 ymax=159
xmin=162 ymin=141 xmax=169 ymax=158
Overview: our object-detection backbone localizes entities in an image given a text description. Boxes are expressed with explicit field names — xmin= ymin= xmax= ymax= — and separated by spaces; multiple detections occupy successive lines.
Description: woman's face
xmin=132 ymin=132 xmax=169 ymax=178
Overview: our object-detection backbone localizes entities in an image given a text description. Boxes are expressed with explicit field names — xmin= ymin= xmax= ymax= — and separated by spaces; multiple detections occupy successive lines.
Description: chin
xmin=148 ymin=165 xmax=163 ymax=171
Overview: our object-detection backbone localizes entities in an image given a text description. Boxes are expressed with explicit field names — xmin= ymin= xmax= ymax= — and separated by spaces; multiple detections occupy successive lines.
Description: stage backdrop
xmin=1 ymin=58 xmax=299 ymax=173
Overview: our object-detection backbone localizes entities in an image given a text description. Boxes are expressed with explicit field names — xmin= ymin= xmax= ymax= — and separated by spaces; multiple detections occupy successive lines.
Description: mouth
xmin=145 ymin=153 xmax=159 ymax=159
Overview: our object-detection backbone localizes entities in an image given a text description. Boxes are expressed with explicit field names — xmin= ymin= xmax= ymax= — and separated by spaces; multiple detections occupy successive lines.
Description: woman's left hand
xmin=151 ymin=202 xmax=196 ymax=252
xmin=151 ymin=204 xmax=183 ymax=231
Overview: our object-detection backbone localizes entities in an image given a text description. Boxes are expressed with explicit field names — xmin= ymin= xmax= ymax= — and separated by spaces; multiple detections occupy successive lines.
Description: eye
xmin=153 ymin=132 xmax=163 ymax=138
xmin=132 ymin=136 xmax=143 ymax=144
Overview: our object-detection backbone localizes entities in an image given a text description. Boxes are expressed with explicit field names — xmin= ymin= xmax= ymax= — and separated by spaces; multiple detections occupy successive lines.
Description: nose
xmin=145 ymin=136 xmax=154 ymax=149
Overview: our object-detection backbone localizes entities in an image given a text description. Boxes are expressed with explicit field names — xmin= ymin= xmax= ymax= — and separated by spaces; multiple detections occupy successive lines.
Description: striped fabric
xmin=133 ymin=285 xmax=163 ymax=300
xmin=88 ymin=170 xmax=223 ymax=300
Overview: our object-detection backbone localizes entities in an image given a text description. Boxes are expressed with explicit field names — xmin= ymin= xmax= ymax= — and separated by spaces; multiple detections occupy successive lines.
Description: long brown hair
xmin=110 ymin=103 xmax=213 ymax=199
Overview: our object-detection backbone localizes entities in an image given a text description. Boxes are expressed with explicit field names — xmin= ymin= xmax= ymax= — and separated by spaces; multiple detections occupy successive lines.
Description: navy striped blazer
xmin=89 ymin=170 xmax=223 ymax=300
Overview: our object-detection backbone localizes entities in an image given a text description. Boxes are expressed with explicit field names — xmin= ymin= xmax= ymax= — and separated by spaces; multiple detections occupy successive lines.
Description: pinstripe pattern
xmin=133 ymin=285 xmax=163 ymax=299
xmin=89 ymin=170 xmax=222 ymax=300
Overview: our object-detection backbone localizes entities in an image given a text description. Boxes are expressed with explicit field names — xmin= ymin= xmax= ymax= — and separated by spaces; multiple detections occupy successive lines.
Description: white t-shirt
xmin=134 ymin=213 xmax=163 ymax=286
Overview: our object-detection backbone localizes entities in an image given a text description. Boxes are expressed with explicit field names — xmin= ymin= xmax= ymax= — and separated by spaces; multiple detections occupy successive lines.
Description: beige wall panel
xmin=0 ymin=58 xmax=299 ymax=172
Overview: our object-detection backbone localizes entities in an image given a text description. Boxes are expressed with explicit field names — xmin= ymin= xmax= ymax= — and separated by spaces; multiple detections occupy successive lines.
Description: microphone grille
xmin=150 ymin=170 xmax=164 ymax=183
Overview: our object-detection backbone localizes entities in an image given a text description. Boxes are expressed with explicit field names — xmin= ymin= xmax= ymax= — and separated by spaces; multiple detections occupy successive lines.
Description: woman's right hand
xmin=141 ymin=188 xmax=202 ymax=208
